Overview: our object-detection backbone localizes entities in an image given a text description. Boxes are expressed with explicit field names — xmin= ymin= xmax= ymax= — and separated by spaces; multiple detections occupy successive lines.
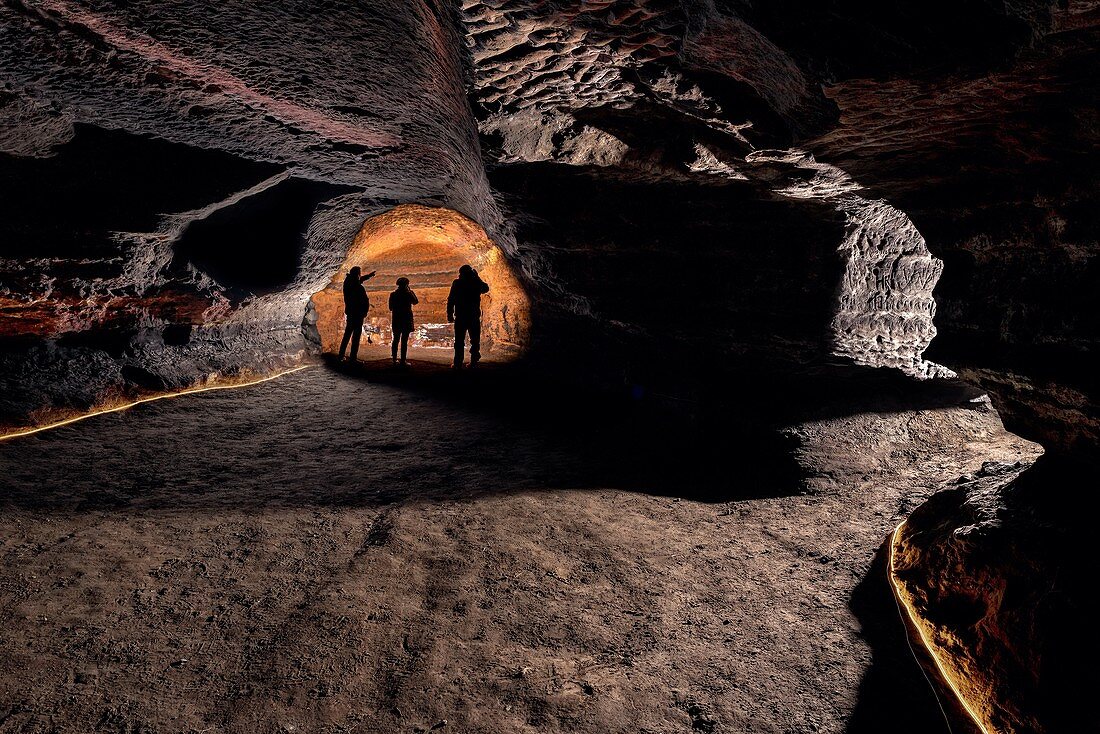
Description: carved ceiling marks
xmin=459 ymin=0 xmax=763 ymax=166
xmin=460 ymin=3 xmax=950 ymax=377
xmin=461 ymin=0 xmax=682 ymax=114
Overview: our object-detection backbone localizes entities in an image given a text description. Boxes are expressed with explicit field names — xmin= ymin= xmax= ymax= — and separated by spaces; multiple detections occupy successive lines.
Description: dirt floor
xmin=0 ymin=364 xmax=1039 ymax=733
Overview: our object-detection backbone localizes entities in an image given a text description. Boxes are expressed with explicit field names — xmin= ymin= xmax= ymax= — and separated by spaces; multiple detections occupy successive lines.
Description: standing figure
xmin=447 ymin=264 xmax=490 ymax=368
xmin=388 ymin=277 xmax=418 ymax=365
xmin=338 ymin=266 xmax=375 ymax=362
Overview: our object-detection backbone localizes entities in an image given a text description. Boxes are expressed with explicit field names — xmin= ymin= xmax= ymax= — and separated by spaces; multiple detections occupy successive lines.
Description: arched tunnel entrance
xmin=308 ymin=204 xmax=530 ymax=363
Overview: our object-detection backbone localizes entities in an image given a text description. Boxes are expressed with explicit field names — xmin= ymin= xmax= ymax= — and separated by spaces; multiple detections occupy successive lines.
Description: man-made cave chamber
xmin=306 ymin=204 xmax=530 ymax=362
xmin=1 ymin=0 xmax=1097 ymax=732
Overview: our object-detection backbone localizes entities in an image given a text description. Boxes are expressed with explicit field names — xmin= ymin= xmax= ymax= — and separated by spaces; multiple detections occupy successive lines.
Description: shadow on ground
xmin=0 ymin=357 xmax=798 ymax=513
xmin=1 ymin=353 xmax=990 ymax=514
xmin=846 ymin=545 xmax=980 ymax=734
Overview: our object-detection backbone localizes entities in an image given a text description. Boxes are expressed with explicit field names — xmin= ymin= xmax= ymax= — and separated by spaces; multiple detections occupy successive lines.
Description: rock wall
xmin=7 ymin=0 xmax=1089 ymax=443
xmin=744 ymin=149 xmax=949 ymax=379
xmin=892 ymin=458 xmax=1096 ymax=734
xmin=1 ymin=0 xmax=499 ymax=425
xmin=808 ymin=4 xmax=1100 ymax=459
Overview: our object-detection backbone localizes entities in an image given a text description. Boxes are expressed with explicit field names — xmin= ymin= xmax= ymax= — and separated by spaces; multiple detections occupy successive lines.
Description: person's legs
xmin=399 ymin=330 xmax=409 ymax=363
xmin=391 ymin=327 xmax=399 ymax=361
xmin=348 ymin=317 xmax=363 ymax=361
xmin=469 ymin=319 xmax=482 ymax=365
xmin=453 ymin=321 xmax=467 ymax=366
xmin=339 ymin=318 xmax=355 ymax=359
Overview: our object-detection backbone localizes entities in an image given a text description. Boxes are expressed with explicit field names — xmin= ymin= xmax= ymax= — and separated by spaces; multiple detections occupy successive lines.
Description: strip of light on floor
xmin=888 ymin=520 xmax=994 ymax=734
xmin=0 ymin=365 xmax=313 ymax=443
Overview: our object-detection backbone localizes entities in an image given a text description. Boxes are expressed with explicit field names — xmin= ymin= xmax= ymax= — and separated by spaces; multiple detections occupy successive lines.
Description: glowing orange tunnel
xmin=309 ymin=205 xmax=530 ymax=362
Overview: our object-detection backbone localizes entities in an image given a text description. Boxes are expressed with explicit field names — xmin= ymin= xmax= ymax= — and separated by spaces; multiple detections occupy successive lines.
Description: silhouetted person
xmin=338 ymin=266 xmax=375 ymax=362
xmin=447 ymin=264 xmax=489 ymax=368
xmin=388 ymin=277 xmax=418 ymax=365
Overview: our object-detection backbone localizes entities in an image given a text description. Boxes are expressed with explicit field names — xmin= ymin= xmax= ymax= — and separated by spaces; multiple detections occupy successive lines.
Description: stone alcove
xmin=307 ymin=204 xmax=530 ymax=362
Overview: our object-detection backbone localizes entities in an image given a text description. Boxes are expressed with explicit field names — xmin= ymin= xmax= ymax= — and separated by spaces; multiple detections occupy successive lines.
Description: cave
xmin=1 ymin=2 xmax=1097 ymax=733
xmin=174 ymin=176 xmax=358 ymax=298
xmin=306 ymin=204 xmax=530 ymax=362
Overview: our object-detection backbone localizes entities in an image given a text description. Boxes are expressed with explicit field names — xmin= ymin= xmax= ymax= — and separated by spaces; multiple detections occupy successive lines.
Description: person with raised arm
xmin=338 ymin=266 xmax=375 ymax=362
xmin=446 ymin=264 xmax=489 ymax=369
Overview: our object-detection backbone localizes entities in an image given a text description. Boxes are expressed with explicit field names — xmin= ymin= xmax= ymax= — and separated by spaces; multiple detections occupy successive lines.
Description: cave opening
xmin=308 ymin=204 xmax=530 ymax=363
xmin=174 ymin=176 xmax=357 ymax=298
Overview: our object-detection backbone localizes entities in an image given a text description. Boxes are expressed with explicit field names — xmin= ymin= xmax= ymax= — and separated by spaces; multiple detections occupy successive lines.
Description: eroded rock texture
xmin=4 ymin=0 xmax=1094 ymax=445
xmin=2 ymin=1 xmax=1099 ymax=732
xmin=808 ymin=4 xmax=1100 ymax=459
xmin=892 ymin=458 xmax=1096 ymax=734
xmin=1 ymin=0 xmax=497 ymax=424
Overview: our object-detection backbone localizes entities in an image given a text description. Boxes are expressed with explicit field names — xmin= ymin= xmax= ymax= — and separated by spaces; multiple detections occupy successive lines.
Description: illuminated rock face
xmin=0 ymin=0 xmax=500 ymax=425
xmin=306 ymin=204 xmax=530 ymax=360
xmin=744 ymin=149 xmax=950 ymax=379
xmin=892 ymin=458 xmax=1095 ymax=734
xmin=800 ymin=11 xmax=1100 ymax=460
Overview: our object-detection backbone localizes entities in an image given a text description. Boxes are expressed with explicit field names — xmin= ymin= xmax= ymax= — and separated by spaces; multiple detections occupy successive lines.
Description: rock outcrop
xmin=807 ymin=4 xmax=1100 ymax=459
xmin=2 ymin=2 xmax=1099 ymax=732
xmin=892 ymin=458 xmax=1095 ymax=734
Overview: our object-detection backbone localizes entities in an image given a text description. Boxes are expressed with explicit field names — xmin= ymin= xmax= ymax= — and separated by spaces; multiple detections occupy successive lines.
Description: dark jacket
xmin=388 ymin=288 xmax=418 ymax=332
xmin=447 ymin=273 xmax=489 ymax=322
xmin=343 ymin=274 xmax=370 ymax=318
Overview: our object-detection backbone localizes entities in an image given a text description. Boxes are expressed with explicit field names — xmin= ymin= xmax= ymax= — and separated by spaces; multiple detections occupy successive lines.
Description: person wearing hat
xmin=338 ymin=265 xmax=375 ymax=362
xmin=387 ymin=277 xmax=419 ymax=365
xmin=446 ymin=264 xmax=490 ymax=368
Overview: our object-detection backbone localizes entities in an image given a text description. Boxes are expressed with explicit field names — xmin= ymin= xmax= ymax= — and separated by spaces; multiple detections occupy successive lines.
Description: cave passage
xmin=308 ymin=205 xmax=530 ymax=362
xmin=175 ymin=176 xmax=357 ymax=297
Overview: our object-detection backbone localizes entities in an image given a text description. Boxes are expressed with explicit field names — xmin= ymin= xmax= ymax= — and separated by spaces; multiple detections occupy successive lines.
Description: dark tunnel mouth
xmin=173 ymin=176 xmax=358 ymax=298
xmin=0 ymin=124 xmax=284 ymax=262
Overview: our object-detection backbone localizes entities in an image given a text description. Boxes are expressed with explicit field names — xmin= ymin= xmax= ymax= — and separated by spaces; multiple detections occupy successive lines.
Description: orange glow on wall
xmin=309 ymin=204 xmax=530 ymax=360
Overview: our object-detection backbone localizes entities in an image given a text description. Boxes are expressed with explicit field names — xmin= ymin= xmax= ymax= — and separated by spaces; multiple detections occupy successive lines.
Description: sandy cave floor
xmin=0 ymin=365 xmax=1038 ymax=734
